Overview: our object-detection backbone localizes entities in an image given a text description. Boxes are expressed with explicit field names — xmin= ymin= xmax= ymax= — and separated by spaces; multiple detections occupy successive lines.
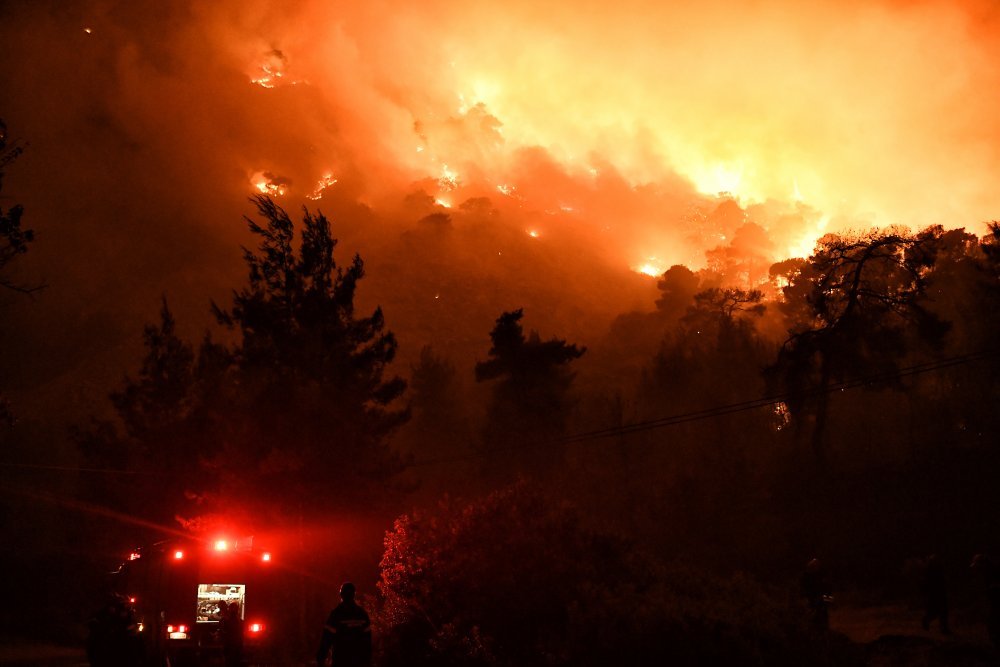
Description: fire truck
xmin=110 ymin=535 xmax=286 ymax=666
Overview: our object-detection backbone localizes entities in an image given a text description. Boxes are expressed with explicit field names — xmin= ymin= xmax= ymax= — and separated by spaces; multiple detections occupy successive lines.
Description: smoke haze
xmin=2 ymin=0 xmax=999 ymax=417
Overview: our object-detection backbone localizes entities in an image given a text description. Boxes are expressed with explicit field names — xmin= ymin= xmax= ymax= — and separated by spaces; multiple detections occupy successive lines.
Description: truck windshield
xmin=195 ymin=583 xmax=245 ymax=622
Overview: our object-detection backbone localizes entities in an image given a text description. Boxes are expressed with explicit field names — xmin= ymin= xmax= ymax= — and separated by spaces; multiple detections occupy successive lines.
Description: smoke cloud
xmin=1 ymin=0 xmax=999 ymax=419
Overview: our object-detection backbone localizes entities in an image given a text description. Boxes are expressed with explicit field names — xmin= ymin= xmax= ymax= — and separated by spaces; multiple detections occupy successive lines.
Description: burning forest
xmin=2 ymin=1 xmax=1000 ymax=665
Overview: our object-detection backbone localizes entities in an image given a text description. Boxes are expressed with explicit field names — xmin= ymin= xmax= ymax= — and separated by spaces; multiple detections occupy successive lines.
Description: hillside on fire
xmin=3 ymin=1 xmax=1000 ymax=666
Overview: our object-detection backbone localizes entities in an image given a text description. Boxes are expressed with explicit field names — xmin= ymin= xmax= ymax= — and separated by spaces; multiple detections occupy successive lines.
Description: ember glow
xmin=634 ymin=259 xmax=667 ymax=279
xmin=252 ymin=171 xmax=290 ymax=198
xmin=306 ymin=174 xmax=337 ymax=201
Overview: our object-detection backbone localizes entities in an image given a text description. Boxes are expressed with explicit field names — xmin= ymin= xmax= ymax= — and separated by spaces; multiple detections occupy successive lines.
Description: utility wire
xmin=556 ymin=349 xmax=995 ymax=446
xmin=409 ymin=348 xmax=999 ymax=467
xmin=1 ymin=349 xmax=996 ymax=475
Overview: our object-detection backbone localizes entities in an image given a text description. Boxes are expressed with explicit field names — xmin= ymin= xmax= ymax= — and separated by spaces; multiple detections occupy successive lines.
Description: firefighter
xmin=317 ymin=582 xmax=372 ymax=667
xmin=921 ymin=554 xmax=949 ymax=634
xmin=800 ymin=558 xmax=832 ymax=630
xmin=220 ymin=601 xmax=244 ymax=667
xmin=971 ymin=554 xmax=1000 ymax=648
xmin=87 ymin=593 xmax=140 ymax=667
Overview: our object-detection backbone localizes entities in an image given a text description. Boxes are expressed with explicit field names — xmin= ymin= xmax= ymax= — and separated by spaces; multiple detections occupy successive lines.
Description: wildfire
xmin=690 ymin=162 xmax=747 ymax=200
xmin=634 ymin=259 xmax=666 ymax=278
xmin=225 ymin=0 xmax=1000 ymax=278
xmin=251 ymin=64 xmax=283 ymax=89
xmin=249 ymin=48 xmax=305 ymax=89
xmin=786 ymin=215 xmax=831 ymax=259
xmin=306 ymin=174 xmax=338 ymax=201
xmin=251 ymin=171 xmax=290 ymax=197
xmin=438 ymin=164 xmax=459 ymax=191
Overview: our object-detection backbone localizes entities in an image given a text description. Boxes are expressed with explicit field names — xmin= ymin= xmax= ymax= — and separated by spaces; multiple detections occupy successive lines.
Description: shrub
xmin=375 ymin=482 xmax=859 ymax=666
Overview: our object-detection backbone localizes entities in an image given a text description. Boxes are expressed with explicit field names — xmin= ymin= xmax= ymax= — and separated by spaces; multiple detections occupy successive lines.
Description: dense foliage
xmin=376 ymin=483 xmax=858 ymax=667
xmin=475 ymin=309 xmax=585 ymax=478
xmin=0 ymin=118 xmax=36 ymax=427
xmin=78 ymin=196 xmax=408 ymax=527
xmin=0 ymin=118 xmax=33 ymax=292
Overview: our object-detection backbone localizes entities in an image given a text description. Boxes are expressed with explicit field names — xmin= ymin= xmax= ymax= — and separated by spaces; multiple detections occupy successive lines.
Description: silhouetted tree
xmin=768 ymin=257 xmax=807 ymax=290
xmin=112 ymin=299 xmax=196 ymax=441
xmin=0 ymin=119 xmax=37 ymax=296
xmin=0 ymin=119 xmax=39 ymax=427
xmin=599 ymin=265 xmax=701 ymax=385
xmin=655 ymin=264 xmax=701 ymax=316
xmin=974 ymin=222 xmax=1000 ymax=356
xmin=394 ymin=345 xmax=476 ymax=495
xmin=769 ymin=229 xmax=947 ymax=468
xmin=704 ymin=222 xmax=776 ymax=287
xmin=75 ymin=300 xmax=206 ymax=515
xmin=636 ymin=287 xmax=775 ymax=559
xmin=409 ymin=345 xmax=462 ymax=435
xmin=645 ymin=287 xmax=770 ymax=413
xmin=912 ymin=224 xmax=1000 ymax=451
xmin=410 ymin=345 xmax=469 ymax=457
xmin=475 ymin=309 xmax=584 ymax=478
xmin=79 ymin=196 xmax=409 ymax=526
xmin=209 ymin=196 xmax=408 ymax=501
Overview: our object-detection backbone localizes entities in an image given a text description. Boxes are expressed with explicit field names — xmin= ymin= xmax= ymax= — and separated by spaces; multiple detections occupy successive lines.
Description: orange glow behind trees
xmin=218 ymin=0 xmax=1000 ymax=270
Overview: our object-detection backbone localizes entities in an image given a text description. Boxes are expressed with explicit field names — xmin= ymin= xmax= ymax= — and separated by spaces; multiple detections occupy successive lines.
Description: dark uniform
xmin=800 ymin=558 xmax=832 ymax=630
xmin=220 ymin=602 xmax=244 ymax=667
xmin=317 ymin=583 xmax=371 ymax=667
xmin=972 ymin=554 xmax=1000 ymax=648
xmin=86 ymin=594 xmax=141 ymax=667
xmin=921 ymin=554 xmax=949 ymax=634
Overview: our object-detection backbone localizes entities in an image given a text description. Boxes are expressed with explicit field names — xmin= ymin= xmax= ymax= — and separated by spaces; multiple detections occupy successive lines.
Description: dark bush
xmin=375 ymin=482 xmax=860 ymax=666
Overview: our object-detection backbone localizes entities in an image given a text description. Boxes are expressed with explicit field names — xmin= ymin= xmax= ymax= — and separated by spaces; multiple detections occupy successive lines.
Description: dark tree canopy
xmin=475 ymin=309 xmax=585 ymax=476
xmin=0 ymin=119 xmax=37 ymax=295
xmin=769 ymin=228 xmax=947 ymax=466
xmin=213 ymin=195 xmax=407 ymax=438
xmin=640 ymin=286 xmax=774 ymax=497
xmin=79 ymin=196 xmax=408 ymax=528
xmin=0 ymin=119 xmax=37 ymax=427
xmin=646 ymin=286 xmax=769 ymax=406
xmin=704 ymin=222 xmax=775 ymax=286
xmin=655 ymin=264 xmax=700 ymax=316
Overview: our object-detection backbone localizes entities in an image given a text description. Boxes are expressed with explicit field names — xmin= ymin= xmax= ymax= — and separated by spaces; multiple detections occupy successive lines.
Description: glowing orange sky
xmin=209 ymin=0 xmax=1000 ymax=264
xmin=2 ymin=0 xmax=1000 ymax=459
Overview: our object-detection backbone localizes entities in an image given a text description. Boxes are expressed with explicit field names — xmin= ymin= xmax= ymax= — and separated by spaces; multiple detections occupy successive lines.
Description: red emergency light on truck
xmin=111 ymin=536 xmax=284 ymax=666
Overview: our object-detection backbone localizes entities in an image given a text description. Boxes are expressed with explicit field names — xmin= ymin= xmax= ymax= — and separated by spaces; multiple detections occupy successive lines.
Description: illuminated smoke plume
xmin=1 ymin=0 xmax=999 ymax=376
xmin=207 ymin=0 xmax=1000 ymax=265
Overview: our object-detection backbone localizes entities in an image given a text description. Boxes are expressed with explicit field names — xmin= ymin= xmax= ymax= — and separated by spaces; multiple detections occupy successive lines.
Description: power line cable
xmin=557 ymin=349 xmax=995 ymax=445
xmin=409 ymin=348 xmax=999 ymax=467
xmin=1 ymin=349 xmax=996 ymax=475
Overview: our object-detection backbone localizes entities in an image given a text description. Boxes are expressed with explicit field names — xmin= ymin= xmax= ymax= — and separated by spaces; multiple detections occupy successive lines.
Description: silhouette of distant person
xmin=971 ymin=554 xmax=1000 ymax=647
xmin=921 ymin=554 xmax=949 ymax=634
xmin=87 ymin=593 xmax=140 ymax=667
xmin=220 ymin=601 xmax=244 ymax=667
xmin=317 ymin=582 xmax=371 ymax=667
xmin=800 ymin=558 xmax=832 ymax=630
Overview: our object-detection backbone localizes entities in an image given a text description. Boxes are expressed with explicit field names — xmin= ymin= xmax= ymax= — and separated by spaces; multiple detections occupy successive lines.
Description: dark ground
xmin=3 ymin=603 xmax=997 ymax=666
